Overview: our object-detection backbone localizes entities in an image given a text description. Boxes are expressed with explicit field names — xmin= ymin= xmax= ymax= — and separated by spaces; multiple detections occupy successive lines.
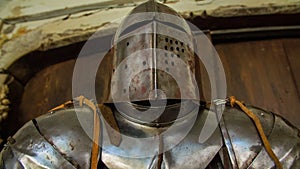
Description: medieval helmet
xmin=111 ymin=0 xmax=199 ymax=104
xmin=106 ymin=0 xmax=201 ymax=125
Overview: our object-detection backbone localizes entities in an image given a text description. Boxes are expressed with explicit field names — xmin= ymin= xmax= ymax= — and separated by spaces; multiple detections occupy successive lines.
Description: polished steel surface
xmin=216 ymin=100 xmax=238 ymax=169
xmin=35 ymin=107 xmax=94 ymax=168
xmin=249 ymin=111 xmax=300 ymax=168
xmin=1 ymin=104 xmax=300 ymax=168
xmin=115 ymin=100 xmax=197 ymax=126
xmin=222 ymin=106 xmax=300 ymax=169
xmin=0 ymin=120 xmax=78 ymax=168
xmin=0 ymin=104 xmax=223 ymax=169
xmin=102 ymin=106 xmax=223 ymax=169
xmin=222 ymin=106 xmax=274 ymax=168
xmin=111 ymin=0 xmax=198 ymax=102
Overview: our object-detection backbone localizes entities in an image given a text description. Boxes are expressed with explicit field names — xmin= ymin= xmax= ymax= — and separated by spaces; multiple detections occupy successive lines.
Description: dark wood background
xmin=16 ymin=37 xmax=300 ymax=130
xmin=200 ymin=38 xmax=300 ymax=128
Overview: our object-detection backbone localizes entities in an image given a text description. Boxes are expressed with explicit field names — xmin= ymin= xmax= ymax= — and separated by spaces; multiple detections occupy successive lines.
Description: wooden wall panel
xmin=282 ymin=38 xmax=300 ymax=96
xmin=207 ymin=39 xmax=300 ymax=128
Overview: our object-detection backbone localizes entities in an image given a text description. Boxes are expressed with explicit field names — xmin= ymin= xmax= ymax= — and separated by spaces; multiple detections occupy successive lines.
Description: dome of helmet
xmin=114 ymin=0 xmax=193 ymax=42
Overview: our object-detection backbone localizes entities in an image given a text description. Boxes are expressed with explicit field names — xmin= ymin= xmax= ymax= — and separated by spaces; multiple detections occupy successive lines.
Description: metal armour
xmin=1 ymin=1 xmax=299 ymax=169
xmin=1 ymin=104 xmax=300 ymax=168
xmin=111 ymin=0 xmax=199 ymax=102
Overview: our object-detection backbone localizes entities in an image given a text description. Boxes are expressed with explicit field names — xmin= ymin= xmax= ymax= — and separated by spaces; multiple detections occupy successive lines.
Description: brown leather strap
xmin=49 ymin=96 xmax=122 ymax=169
xmin=229 ymin=96 xmax=283 ymax=169
xmin=77 ymin=96 xmax=100 ymax=169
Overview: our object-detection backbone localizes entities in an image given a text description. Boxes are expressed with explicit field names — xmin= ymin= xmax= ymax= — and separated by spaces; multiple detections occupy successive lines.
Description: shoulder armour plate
xmin=0 ymin=106 xmax=94 ymax=169
xmin=222 ymin=106 xmax=300 ymax=169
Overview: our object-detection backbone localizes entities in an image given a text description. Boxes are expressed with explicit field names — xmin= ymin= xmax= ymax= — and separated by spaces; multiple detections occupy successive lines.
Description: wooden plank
xmin=1 ymin=0 xmax=300 ymax=23
xmin=1 ymin=0 xmax=145 ymax=24
xmin=17 ymin=50 xmax=112 ymax=126
xmin=213 ymin=39 xmax=300 ymax=128
xmin=18 ymin=59 xmax=75 ymax=125
xmin=282 ymin=38 xmax=300 ymax=96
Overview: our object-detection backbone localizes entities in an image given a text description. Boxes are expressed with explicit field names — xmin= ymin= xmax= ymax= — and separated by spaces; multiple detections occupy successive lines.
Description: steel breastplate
xmin=101 ymin=104 xmax=223 ymax=169
xmin=0 ymin=103 xmax=224 ymax=169
xmin=1 ymin=104 xmax=300 ymax=169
